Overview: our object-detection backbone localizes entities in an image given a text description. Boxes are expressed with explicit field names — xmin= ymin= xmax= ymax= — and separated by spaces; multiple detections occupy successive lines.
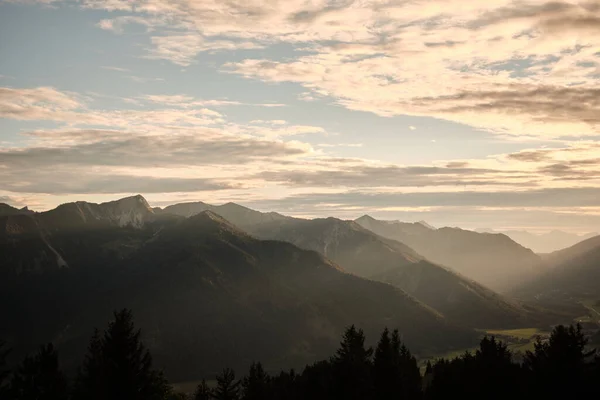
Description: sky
xmin=1 ymin=0 xmax=600 ymax=233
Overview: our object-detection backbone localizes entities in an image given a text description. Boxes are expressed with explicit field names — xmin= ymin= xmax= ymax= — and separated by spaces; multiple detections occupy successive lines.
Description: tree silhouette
xmin=394 ymin=330 xmax=422 ymax=400
xmin=212 ymin=368 xmax=240 ymax=400
xmin=524 ymin=324 xmax=593 ymax=398
xmin=373 ymin=327 xmax=396 ymax=400
xmin=73 ymin=309 xmax=170 ymax=400
xmin=0 ymin=339 xmax=10 ymax=396
xmin=8 ymin=343 xmax=68 ymax=400
xmin=269 ymin=369 xmax=298 ymax=400
xmin=194 ymin=379 xmax=212 ymax=400
xmin=331 ymin=325 xmax=373 ymax=400
xmin=242 ymin=362 xmax=270 ymax=400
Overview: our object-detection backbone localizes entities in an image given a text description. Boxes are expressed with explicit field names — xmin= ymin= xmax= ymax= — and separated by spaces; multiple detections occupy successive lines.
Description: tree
xmin=0 ymin=340 xmax=10 ymax=396
xmin=242 ymin=362 xmax=270 ymax=400
xmin=394 ymin=330 xmax=422 ymax=400
xmin=212 ymin=368 xmax=240 ymax=400
xmin=194 ymin=379 xmax=212 ymax=400
xmin=9 ymin=343 xmax=68 ymax=400
xmin=269 ymin=369 xmax=298 ymax=400
xmin=524 ymin=324 xmax=593 ymax=398
xmin=373 ymin=328 xmax=396 ymax=400
xmin=331 ymin=325 xmax=373 ymax=400
xmin=472 ymin=336 xmax=521 ymax=399
xmin=73 ymin=309 xmax=171 ymax=400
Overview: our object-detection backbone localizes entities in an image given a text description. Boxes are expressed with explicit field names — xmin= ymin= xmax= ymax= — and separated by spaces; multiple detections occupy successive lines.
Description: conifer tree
xmin=212 ymin=368 xmax=240 ymax=400
xmin=331 ymin=325 xmax=373 ymax=400
xmin=524 ymin=324 xmax=592 ymax=398
xmin=395 ymin=331 xmax=422 ymax=400
xmin=373 ymin=328 xmax=396 ymax=400
xmin=0 ymin=339 xmax=10 ymax=396
xmin=242 ymin=362 xmax=270 ymax=400
xmin=9 ymin=343 xmax=68 ymax=400
xmin=73 ymin=309 xmax=171 ymax=400
xmin=194 ymin=379 xmax=212 ymax=400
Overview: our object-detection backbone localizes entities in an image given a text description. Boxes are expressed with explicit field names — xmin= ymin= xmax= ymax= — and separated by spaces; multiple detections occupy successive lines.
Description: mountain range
xmin=354 ymin=215 xmax=542 ymax=292
xmin=0 ymin=196 xmax=476 ymax=381
xmin=158 ymin=201 xmax=550 ymax=329
xmin=1 ymin=195 xmax=589 ymax=381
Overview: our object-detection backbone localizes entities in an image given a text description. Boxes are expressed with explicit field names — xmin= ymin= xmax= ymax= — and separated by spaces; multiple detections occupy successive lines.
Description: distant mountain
xmin=0 ymin=198 xmax=476 ymax=381
xmin=38 ymin=194 xmax=156 ymax=231
xmin=512 ymin=235 xmax=600 ymax=308
xmin=162 ymin=202 xmax=546 ymax=329
xmin=355 ymin=215 xmax=542 ymax=292
xmin=0 ymin=203 xmax=32 ymax=217
xmin=0 ymin=195 xmax=163 ymax=275
xmin=541 ymin=234 xmax=600 ymax=267
xmin=476 ymin=228 xmax=598 ymax=254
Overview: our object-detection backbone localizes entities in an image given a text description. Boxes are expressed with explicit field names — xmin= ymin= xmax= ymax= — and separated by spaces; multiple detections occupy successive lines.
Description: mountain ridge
xmin=0 ymin=201 xmax=477 ymax=380
xmin=160 ymin=200 xmax=549 ymax=330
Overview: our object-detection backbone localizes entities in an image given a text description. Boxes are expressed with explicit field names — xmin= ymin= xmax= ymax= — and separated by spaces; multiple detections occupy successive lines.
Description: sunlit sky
xmin=1 ymin=0 xmax=600 ymax=232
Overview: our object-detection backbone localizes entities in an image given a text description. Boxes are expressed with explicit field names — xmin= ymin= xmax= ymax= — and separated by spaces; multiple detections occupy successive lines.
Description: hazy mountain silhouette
xmin=160 ymin=202 xmax=547 ymax=329
xmin=475 ymin=228 xmax=598 ymax=254
xmin=0 ymin=197 xmax=477 ymax=381
xmin=513 ymin=234 xmax=600 ymax=307
xmin=355 ymin=215 xmax=542 ymax=292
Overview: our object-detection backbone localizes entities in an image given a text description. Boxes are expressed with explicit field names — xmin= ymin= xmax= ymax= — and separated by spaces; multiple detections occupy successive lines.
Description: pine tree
xmin=396 ymin=332 xmax=422 ymax=400
xmin=212 ymin=368 xmax=240 ymax=400
xmin=242 ymin=362 xmax=270 ymax=400
xmin=524 ymin=324 xmax=592 ymax=398
xmin=373 ymin=328 xmax=396 ymax=400
xmin=194 ymin=379 xmax=212 ymax=400
xmin=0 ymin=340 xmax=10 ymax=396
xmin=331 ymin=325 xmax=373 ymax=400
xmin=9 ymin=343 xmax=68 ymax=400
xmin=73 ymin=309 xmax=171 ymax=400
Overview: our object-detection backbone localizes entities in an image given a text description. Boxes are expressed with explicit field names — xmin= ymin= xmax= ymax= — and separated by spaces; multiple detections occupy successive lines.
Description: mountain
xmin=38 ymin=194 xmax=155 ymax=231
xmin=0 ymin=198 xmax=477 ymax=381
xmin=0 ymin=203 xmax=32 ymax=217
xmin=162 ymin=202 xmax=545 ymax=329
xmin=542 ymin=234 xmax=600 ymax=267
xmin=476 ymin=229 xmax=598 ymax=254
xmin=0 ymin=195 xmax=162 ymax=275
xmin=355 ymin=215 xmax=542 ymax=292
xmin=513 ymin=234 xmax=600 ymax=307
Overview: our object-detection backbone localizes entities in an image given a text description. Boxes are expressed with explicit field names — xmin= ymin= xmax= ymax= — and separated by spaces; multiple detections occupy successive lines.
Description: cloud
xmin=101 ymin=66 xmax=130 ymax=72
xmin=141 ymin=94 xmax=283 ymax=108
xmin=251 ymin=163 xmax=536 ymax=188
xmin=128 ymin=76 xmax=165 ymax=83
xmin=0 ymin=86 xmax=84 ymax=121
xmin=146 ymin=34 xmax=263 ymax=66
xmin=243 ymin=187 xmax=600 ymax=210
xmin=0 ymin=130 xmax=312 ymax=168
xmin=1 ymin=172 xmax=237 ymax=195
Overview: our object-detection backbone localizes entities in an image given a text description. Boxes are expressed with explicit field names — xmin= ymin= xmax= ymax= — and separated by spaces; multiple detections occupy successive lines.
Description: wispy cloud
xmin=100 ymin=66 xmax=130 ymax=72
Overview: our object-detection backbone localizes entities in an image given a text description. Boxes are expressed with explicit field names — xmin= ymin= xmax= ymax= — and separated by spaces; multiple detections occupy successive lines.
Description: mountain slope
xmin=0 ymin=203 xmax=32 ymax=217
xmin=355 ymin=215 xmax=542 ymax=292
xmin=162 ymin=202 xmax=542 ymax=329
xmin=0 ymin=204 xmax=476 ymax=381
xmin=542 ymin=234 xmax=600 ymax=267
xmin=513 ymin=235 xmax=600 ymax=305
xmin=38 ymin=194 xmax=155 ymax=231
xmin=476 ymin=228 xmax=598 ymax=254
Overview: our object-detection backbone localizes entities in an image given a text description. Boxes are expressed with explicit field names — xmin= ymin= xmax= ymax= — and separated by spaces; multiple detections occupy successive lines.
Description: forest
xmin=1 ymin=309 xmax=599 ymax=400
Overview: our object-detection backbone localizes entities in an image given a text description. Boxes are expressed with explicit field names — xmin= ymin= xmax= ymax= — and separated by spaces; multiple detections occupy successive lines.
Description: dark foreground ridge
xmin=1 ymin=309 xmax=599 ymax=400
